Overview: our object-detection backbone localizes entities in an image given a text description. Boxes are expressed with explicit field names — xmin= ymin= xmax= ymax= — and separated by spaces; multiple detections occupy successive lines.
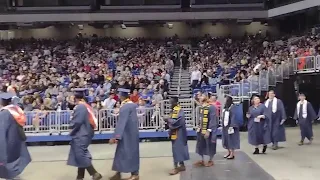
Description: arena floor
xmin=20 ymin=126 xmax=320 ymax=180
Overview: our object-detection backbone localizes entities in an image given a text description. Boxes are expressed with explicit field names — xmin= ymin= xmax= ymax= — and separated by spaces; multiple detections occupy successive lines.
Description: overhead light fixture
xmin=167 ymin=23 xmax=173 ymax=29
xmin=78 ymin=24 xmax=84 ymax=30
xmin=121 ymin=24 xmax=126 ymax=29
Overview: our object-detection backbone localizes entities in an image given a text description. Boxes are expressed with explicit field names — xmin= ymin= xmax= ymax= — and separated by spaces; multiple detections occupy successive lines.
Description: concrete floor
xmin=18 ymin=126 xmax=320 ymax=180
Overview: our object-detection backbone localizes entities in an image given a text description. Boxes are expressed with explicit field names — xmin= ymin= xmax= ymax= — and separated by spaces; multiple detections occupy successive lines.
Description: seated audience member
xmin=102 ymin=93 xmax=117 ymax=109
xmin=130 ymin=89 xmax=140 ymax=103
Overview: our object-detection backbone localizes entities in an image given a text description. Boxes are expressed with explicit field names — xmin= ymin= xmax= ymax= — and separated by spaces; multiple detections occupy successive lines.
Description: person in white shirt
xmin=102 ymin=93 xmax=116 ymax=109
xmin=190 ymin=66 xmax=201 ymax=89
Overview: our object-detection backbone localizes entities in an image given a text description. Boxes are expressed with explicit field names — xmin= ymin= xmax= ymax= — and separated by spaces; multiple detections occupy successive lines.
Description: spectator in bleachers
xmin=66 ymin=95 xmax=76 ymax=110
xmin=152 ymin=90 xmax=163 ymax=105
xmin=137 ymin=99 xmax=147 ymax=128
xmin=111 ymin=101 xmax=121 ymax=117
xmin=130 ymin=89 xmax=140 ymax=104
xmin=190 ymin=66 xmax=201 ymax=90
xmin=102 ymin=93 xmax=117 ymax=109
xmin=209 ymin=94 xmax=221 ymax=109
xmin=54 ymin=95 xmax=67 ymax=111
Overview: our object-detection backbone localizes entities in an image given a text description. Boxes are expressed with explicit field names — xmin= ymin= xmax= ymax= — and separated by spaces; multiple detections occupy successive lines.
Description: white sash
xmin=265 ymin=97 xmax=277 ymax=113
xmin=223 ymin=109 xmax=230 ymax=127
xmin=297 ymin=100 xmax=307 ymax=119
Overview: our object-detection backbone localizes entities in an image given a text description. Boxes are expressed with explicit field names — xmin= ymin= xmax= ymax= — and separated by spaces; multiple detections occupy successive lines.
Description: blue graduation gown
xmin=167 ymin=106 xmax=190 ymax=163
xmin=247 ymin=104 xmax=271 ymax=146
xmin=67 ymin=104 xmax=94 ymax=168
xmin=0 ymin=110 xmax=31 ymax=179
xmin=265 ymin=99 xmax=287 ymax=143
xmin=222 ymin=105 xmax=240 ymax=150
xmin=196 ymin=105 xmax=218 ymax=157
xmin=293 ymin=102 xmax=316 ymax=140
xmin=112 ymin=102 xmax=140 ymax=173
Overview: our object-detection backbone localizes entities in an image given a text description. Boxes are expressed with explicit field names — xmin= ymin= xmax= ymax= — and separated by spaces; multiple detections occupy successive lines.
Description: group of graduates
xmin=163 ymin=93 xmax=237 ymax=175
xmin=0 ymin=87 xmax=318 ymax=180
xmin=0 ymin=88 xmax=140 ymax=180
xmin=164 ymin=89 xmax=319 ymax=176
xmin=247 ymin=90 xmax=318 ymax=154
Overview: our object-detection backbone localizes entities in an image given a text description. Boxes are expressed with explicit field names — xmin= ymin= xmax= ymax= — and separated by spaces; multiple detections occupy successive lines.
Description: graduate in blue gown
xmin=164 ymin=97 xmax=189 ymax=175
xmin=293 ymin=93 xmax=317 ymax=146
xmin=67 ymin=89 xmax=102 ymax=180
xmin=264 ymin=90 xmax=287 ymax=150
xmin=194 ymin=94 xmax=218 ymax=167
xmin=0 ymin=93 xmax=31 ymax=180
xmin=247 ymin=95 xmax=270 ymax=154
xmin=222 ymin=96 xmax=240 ymax=160
xmin=109 ymin=88 xmax=140 ymax=180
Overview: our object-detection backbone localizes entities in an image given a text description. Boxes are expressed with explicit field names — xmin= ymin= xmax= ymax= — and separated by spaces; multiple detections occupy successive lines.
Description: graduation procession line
xmin=2 ymin=89 xmax=320 ymax=180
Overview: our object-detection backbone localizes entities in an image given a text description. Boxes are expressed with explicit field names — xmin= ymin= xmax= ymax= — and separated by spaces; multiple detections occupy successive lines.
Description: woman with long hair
xmin=246 ymin=95 xmax=271 ymax=154
xmin=222 ymin=96 xmax=240 ymax=159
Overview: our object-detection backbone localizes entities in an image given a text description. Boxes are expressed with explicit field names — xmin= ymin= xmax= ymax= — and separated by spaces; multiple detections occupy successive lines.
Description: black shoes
xmin=262 ymin=145 xmax=267 ymax=154
xmin=227 ymin=156 xmax=235 ymax=160
xmin=93 ymin=173 xmax=102 ymax=180
xmin=253 ymin=146 xmax=267 ymax=155
xmin=223 ymin=153 xmax=230 ymax=158
xmin=253 ymin=148 xmax=259 ymax=154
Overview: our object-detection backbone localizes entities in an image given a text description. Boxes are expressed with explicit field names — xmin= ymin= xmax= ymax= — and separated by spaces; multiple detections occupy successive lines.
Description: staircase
xmin=168 ymin=66 xmax=181 ymax=98
xmin=179 ymin=68 xmax=192 ymax=98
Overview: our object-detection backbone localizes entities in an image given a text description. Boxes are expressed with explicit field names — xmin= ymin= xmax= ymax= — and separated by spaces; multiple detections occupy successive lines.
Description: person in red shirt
xmin=111 ymin=89 xmax=119 ymax=102
xmin=209 ymin=94 xmax=221 ymax=116
xmin=130 ymin=89 xmax=140 ymax=103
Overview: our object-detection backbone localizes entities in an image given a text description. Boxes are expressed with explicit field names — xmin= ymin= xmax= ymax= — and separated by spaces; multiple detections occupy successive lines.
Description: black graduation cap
xmin=73 ymin=88 xmax=88 ymax=99
xmin=117 ymin=88 xmax=130 ymax=97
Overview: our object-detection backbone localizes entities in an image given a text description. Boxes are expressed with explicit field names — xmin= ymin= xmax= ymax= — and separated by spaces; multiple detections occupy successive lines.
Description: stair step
xmin=180 ymin=90 xmax=192 ymax=92
xmin=180 ymin=91 xmax=192 ymax=94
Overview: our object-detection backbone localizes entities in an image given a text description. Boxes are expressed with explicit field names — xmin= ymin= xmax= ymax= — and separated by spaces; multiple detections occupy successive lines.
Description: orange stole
xmin=2 ymin=105 xmax=26 ymax=126
xmin=78 ymin=101 xmax=97 ymax=129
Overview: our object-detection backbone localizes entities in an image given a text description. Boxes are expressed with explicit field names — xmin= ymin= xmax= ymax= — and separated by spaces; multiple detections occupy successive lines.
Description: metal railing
xmin=218 ymin=55 xmax=320 ymax=100
xmin=293 ymin=55 xmax=320 ymax=73
xmin=23 ymin=100 xmax=228 ymax=136
xmin=24 ymin=98 xmax=197 ymax=134
xmin=219 ymin=64 xmax=280 ymax=99
xmin=177 ymin=54 xmax=182 ymax=96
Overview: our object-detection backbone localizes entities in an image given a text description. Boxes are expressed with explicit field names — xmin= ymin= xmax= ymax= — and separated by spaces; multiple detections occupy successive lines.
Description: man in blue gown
xmin=0 ymin=93 xmax=31 ymax=180
xmin=164 ymin=97 xmax=189 ymax=175
xmin=67 ymin=89 xmax=102 ymax=180
xmin=194 ymin=94 xmax=218 ymax=167
xmin=264 ymin=90 xmax=287 ymax=150
xmin=109 ymin=88 xmax=140 ymax=180
xmin=293 ymin=93 xmax=317 ymax=146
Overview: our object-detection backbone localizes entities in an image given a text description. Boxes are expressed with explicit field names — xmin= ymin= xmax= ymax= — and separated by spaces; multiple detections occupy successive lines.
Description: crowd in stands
xmin=0 ymin=37 xmax=175 ymax=113
xmin=189 ymin=33 xmax=320 ymax=97
xmin=1 ymin=32 xmax=319 ymax=116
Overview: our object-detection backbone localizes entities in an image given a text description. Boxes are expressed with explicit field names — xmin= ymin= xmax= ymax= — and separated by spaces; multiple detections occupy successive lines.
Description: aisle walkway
xmin=22 ymin=127 xmax=320 ymax=180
